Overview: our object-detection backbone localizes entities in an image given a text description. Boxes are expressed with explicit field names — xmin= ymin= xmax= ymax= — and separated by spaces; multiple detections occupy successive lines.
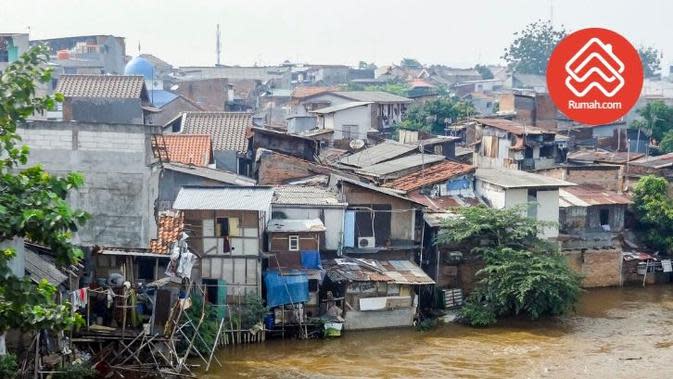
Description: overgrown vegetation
xmin=0 ymin=46 xmax=88 ymax=347
xmin=345 ymin=80 xmax=410 ymax=97
xmin=436 ymin=206 xmax=582 ymax=327
xmin=502 ymin=20 xmax=566 ymax=75
xmin=0 ymin=354 xmax=17 ymax=378
xmin=399 ymin=96 xmax=475 ymax=134
xmin=631 ymin=100 xmax=673 ymax=146
xmin=52 ymin=362 xmax=96 ymax=379
xmin=474 ymin=64 xmax=494 ymax=79
xmin=632 ymin=175 xmax=673 ymax=254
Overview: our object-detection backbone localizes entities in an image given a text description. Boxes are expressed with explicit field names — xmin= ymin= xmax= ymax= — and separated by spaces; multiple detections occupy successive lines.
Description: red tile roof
xmin=162 ymin=134 xmax=212 ymax=166
xmin=149 ymin=211 xmax=184 ymax=254
xmin=384 ymin=160 xmax=475 ymax=192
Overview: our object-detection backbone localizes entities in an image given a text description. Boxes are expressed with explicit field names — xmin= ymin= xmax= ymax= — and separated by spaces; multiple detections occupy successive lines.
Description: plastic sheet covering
xmin=301 ymin=250 xmax=321 ymax=269
xmin=264 ymin=270 xmax=309 ymax=307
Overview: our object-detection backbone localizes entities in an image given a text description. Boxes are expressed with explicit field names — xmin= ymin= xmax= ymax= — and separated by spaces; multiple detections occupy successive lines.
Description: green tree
xmin=660 ymin=130 xmax=673 ymax=153
xmin=0 ymin=46 xmax=88 ymax=344
xmin=436 ymin=206 xmax=581 ymax=327
xmin=639 ymin=46 xmax=661 ymax=78
xmin=400 ymin=58 xmax=422 ymax=69
xmin=474 ymin=64 xmax=494 ymax=80
xmin=400 ymin=96 xmax=475 ymax=134
xmin=631 ymin=100 xmax=673 ymax=143
xmin=502 ymin=20 xmax=566 ymax=75
xmin=632 ymin=175 xmax=673 ymax=253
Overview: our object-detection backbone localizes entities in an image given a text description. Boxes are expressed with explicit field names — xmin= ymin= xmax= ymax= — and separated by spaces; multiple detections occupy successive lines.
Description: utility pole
xmin=216 ymin=24 xmax=221 ymax=66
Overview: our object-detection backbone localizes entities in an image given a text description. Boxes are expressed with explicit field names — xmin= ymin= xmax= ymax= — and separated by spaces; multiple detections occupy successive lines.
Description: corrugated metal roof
xmin=476 ymin=168 xmax=575 ymax=189
xmin=338 ymin=140 xmax=417 ymax=168
xmin=559 ymin=185 xmax=631 ymax=207
xmin=267 ymin=218 xmax=326 ymax=233
xmin=311 ymin=101 xmax=372 ymax=114
xmin=357 ymin=154 xmax=446 ymax=177
xmin=630 ymin=152 xmax=673 ymax=168
xmin=56 ymin=74 xmax=146 ymax=99
xmin=163 ymin=162 xmax=256 ymax=186
xmin=567 ymin=150 xmax=644 ymax=164
xmin=180 ymin=112 xmax=252 ymax=154
xmin=473 ymin=118 xmax=549 ymax=135
xmin=149 ymin=89 xmax=179 ymax=107
xmin=409 ymin=192 xmax=483 ymax=212
xmin=325 ymin=257 xmax=434 ymax=285
xmin=24 ymin=249 xmax=68 ymax=286
xmin=272 ymin=185 xmax=345 ymax=207
xmin=292 ymin=86 xmax=340 ymax=99
xmin=423 ymin=212 xmax=457 ymax=228
xmin=332 ymin=91 xmax=412 ymax=103
xmin=173 ymin=186 xmax=273 ymax=210
xmin=385 ymin=161 xmax=475 ymax=192
xmin=334 ymin=175 xmax=424 ymax=205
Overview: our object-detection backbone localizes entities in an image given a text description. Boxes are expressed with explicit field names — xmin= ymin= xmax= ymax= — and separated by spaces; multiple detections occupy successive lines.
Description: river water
xmin=203 ymin=286 xmax=673 ymax=378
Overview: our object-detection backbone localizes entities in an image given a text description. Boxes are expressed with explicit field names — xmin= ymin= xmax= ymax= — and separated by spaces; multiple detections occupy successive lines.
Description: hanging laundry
xmin=70 ymin=288 xmax=88 ymax=312
xmin=106 ymin=288 xmax=115 ymax=308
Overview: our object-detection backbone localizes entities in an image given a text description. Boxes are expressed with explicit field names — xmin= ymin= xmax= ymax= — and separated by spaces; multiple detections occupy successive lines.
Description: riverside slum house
xmin=171 ymin=186 xmax=273 ymax=313
xmin=381 ymin=160 xmax=479 ymax=306
xmin=321 ymin=168 xmax=435 ymax=329
xmin=247 ymin=127 xmax=438 ymax=330
xmin=263 ymin=186 xmax=347 ymax=334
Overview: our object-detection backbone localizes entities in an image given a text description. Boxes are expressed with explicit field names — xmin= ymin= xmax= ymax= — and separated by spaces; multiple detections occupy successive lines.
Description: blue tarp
xmin=264 ymin=270 xmax=309 ymax=307
xmin=301 ymin=250 xmax=321 ymax=269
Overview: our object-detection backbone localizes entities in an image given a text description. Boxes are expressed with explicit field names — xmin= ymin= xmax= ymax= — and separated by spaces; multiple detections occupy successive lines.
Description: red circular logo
xmin=546 ymin=28 xmax=643 ymax=125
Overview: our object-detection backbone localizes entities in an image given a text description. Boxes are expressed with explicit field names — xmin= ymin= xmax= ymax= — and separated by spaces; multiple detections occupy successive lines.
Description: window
xmin=342 ymin=124 xmax=358 ymax=139
xmin=600 ymin=209 xmax=610 ymax=226
xmin=216 ymin=218 xmax=229 ymax=237
xmin=288 ymin=235 xmax=300 ymax=251
xmin=527 ymin=189 xmax=538 ymax=219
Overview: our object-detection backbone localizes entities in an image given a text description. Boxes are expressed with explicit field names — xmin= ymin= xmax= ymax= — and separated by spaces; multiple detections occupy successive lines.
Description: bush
xmin=460 ymin=248 xmax=582 ymax=326
xmin=52 ymin=363 xmax=96 ymax=379
xmin=0 ymin=354 xmax=17 ymax=379
xmin=437 ymin=206 xmax=582 ymax=326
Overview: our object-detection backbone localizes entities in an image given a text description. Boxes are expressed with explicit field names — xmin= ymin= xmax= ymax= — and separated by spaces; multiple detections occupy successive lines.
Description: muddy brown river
xmin=202 ymin=286 xmax=673 ymax=378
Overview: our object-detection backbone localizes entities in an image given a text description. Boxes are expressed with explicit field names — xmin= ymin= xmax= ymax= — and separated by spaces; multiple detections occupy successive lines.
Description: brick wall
xmin=257 ymin=150 xmax=330 ymax=185
xmin=537 ymin=165 xmax=622 ymax=191
xmin=562 ymin=248 xmax=622 ymax=287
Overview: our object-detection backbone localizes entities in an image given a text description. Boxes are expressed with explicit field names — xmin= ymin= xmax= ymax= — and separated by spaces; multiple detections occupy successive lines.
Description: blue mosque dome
xmin=124 ymin=56 xmax=154 ymax=80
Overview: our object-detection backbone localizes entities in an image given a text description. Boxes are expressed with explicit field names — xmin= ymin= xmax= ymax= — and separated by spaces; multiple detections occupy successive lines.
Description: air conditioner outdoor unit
xmin=358 ymin=237 xmax=375 ymax=248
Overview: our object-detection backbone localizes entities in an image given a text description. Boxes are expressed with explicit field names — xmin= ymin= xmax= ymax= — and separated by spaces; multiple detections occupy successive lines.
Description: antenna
xmin=216 ymin=24 xmax=221 ymax=66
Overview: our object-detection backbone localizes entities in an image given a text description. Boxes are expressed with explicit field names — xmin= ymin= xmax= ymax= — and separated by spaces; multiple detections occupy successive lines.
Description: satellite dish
xmin=349 ymin=139 xmax=365 ymax=150
xmin=170 ymin=84 xmax=180 ymax=91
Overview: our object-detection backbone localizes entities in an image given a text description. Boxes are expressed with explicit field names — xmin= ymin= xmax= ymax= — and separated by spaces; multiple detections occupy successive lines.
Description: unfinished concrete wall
xmin=562 ymin=249 xmax=622 ymax=287
xmin=344 ymin=308 xmax=415 ymax=330
xmin=65 ymin=98 xmax=144 ymax=124
xmin=17 ymin=121 xmax=159 ymax=248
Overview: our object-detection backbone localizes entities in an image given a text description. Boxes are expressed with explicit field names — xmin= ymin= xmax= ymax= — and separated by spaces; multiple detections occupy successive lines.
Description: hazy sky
xmin=3 ymin=0 xmax=672 ymax=70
